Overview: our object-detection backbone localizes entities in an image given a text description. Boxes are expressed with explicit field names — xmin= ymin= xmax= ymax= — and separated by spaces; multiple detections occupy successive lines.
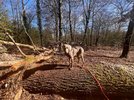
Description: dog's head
xmin=61 ymin=43 xmax=73 ymax=54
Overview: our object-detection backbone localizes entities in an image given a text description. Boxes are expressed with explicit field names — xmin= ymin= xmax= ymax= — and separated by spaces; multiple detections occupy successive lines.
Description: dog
xmin=62 ymin=43 xmax=84 ymax=69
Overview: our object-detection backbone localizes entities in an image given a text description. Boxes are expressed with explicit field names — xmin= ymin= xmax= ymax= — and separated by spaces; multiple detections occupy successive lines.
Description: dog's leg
xmin=70 ymin=57 xmax=74 ymax=69
xmin=68 ymin=56 xmax=74 ymax=70
xmin=68 ymin=57 xmax=72 ymax=70
xmin=81 ymin=55 xmax=84 ymax=67
xmin=77 ymin=56 xmax=80 ymax=63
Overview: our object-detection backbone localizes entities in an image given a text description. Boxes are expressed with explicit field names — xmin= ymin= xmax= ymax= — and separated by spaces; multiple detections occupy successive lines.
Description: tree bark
xmin=82 ymin=0 xmax=92 ymax=45
xmin=89 ymin=14 xmax=94 ymax=46
xmin=0 ymin=53 xmax=53 ymax=82
xmin=120 ymin=4 xmax=134 ymax=58
xmin=120 ymin=20 xmax=134 ymax=58
xmin=55 ymin=17 xmax=59 ymax=42
xmin=58 ymin=0 xmax=62 ymax=42
xmin=36 ymin=0 xmax=43 ymax=47
xmin=21 ymin=0 xmax=31 ymax=44
xmin=68 ymin=0 xmax=74 ymax=42
xmin=53 ymin=0 xmax=59 ymax=42
xmin=95 ymin=31 xmax=100 ymax=46
xmin=58 ymin=0 xmax=63 ymax=51
xmin=22 ymin=64 xmax=134 ymax=99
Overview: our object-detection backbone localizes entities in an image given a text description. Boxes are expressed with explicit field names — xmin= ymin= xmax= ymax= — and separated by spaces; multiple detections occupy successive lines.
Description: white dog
xmin=62 ymin=44 xmax=84 ymax=69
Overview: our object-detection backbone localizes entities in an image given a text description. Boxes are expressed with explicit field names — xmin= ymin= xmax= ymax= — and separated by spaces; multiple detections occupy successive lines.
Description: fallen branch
xmin=0 ymin=40 xmax=47 ymax=52
xmin=0 ymin=60 xmax=22 ymax=68
xmin=5 ymin=32 xmax=26 ymax=57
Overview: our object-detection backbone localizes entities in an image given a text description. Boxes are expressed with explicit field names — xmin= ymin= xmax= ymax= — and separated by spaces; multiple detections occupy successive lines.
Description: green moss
xmin=24 ymin=55 xmax=35 ymax=62
xmin=88 ymin=63 xmax=134 ymax=87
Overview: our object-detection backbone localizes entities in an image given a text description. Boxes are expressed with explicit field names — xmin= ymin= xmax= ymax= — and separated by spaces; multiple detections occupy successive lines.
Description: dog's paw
xmin=68 ymin=68 xmax=71 ymax=70
xmin=79 ymin=66 xmax=82 ymax=69
xmin=68 ymin=66 xmax=72 ymax=70
xmin=77 ymin=65 xmax=82 ymax=69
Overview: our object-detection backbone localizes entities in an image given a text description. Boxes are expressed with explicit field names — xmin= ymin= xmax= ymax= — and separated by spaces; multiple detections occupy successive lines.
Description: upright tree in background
xmin=68 ymin=0 xmax=73 ymax=42
xmin=21 ymin=0 xmax=31 ymax=44
xmin=58 ymin=0 xmax=63 ymax=42
xmin=53 ymin=0 xmax=59 ymax=42
xmin=120 ymin=3 xmax=134 ymax=58
xmin=82 ymin=0 xmax=92 ymax=45
xmin=2 ymin=0 xmax=134 ymax=48
xmin=36 ymin=0 xmax=43 ymax=46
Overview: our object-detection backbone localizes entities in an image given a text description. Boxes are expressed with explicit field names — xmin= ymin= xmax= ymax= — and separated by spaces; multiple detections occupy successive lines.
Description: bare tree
xmin=112 ymin=0 xmax=131 ymax=32
xmin=68 ymin=0 xmax=73 ymax=42
xmin=82 ymin=0 xmax=92 ymax=45
xmin=58 ymin=0 xmax=63 ymax=42
xmin=21 ymin=0 xmax=31 ymax=44
xmin=53 ymin=0 xmax=59 ymax=42
xmin=82 ymin=0 xmax=110 ymax=45
xmin=21 ymin=0 xmax=39 ymax=53
xmin=119 ymin=3 xmax=134 ymax=58
xmin=36 ymin=0 xmax=43 ymax=46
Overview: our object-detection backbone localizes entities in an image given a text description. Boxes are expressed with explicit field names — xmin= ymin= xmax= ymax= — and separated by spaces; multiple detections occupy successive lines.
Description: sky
xmin=1 ymin=0 xmax=133 ymax=31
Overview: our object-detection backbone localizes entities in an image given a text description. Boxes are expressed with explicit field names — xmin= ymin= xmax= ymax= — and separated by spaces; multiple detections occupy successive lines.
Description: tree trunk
xmin=120 ymin=4 xmax=134 ymax=58
xmin=22 ymin=65 xmax=134 ymax=99
xmin=0 ymin=53 xmax=53 ymax=82
xmin=82 ymin=0 xmax=92 ymax=45
xmin=120 ymin=20 xmax=134 ymax=58
xmin=55 ymin=16 xmax=59 ymax=42
xmin=90 ymin=17 xmax=94 ymax=46
xmin=36 ymin=0 xmax=43 ymax=47
xmin=9 ymin=0 xmax=15 ymax=20
xmin=21 ymin=0 xmax=31 ymax=44
xmin=95 ymin=27 xmax=101 ymax=46
xmin=58 ymin=0 xmax=63 ymax=51
xmin=95 ymin=36 xmax=100 ymax=46
xmin=21 ymin=0 xmax=38 ymax=52
xmin=82 ymin=16 xmax=89 ymax=45
xmin=58 ymin=0 xmax=62 ymax=42
xmin=53 ymin=0 xmax=59 ymax=42
xmin=68 ymin=0 xmax=73 ymax=42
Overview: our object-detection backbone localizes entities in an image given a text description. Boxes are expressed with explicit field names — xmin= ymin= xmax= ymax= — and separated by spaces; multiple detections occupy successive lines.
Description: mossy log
xmin=0 ymin=54 xmax=53 ymax=82
xmin=22 ymin=63 xmax=134 ymax=99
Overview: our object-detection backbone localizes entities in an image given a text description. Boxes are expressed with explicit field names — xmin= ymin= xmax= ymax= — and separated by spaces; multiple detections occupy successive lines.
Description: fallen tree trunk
xmin=0 ymin=51 xmax=54 ymax=100
xmin=0 ymin=51 xmax=53 ymax=69
xmin=0 ymin=52 xmax=53 ymax=82
xmin=22 ymin=63 xmax=134 ymax=99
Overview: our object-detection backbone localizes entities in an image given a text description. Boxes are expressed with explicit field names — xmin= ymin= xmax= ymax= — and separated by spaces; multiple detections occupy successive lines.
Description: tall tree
xmin=68 ymin=0 xmax=74 ymax=42
xmin=58 ymin=0 xmax=63 ymax=42
xmin=53 ymin=0 xmax=59 ymax=42
xmin=36 ymin=0 xmax=43 ymax=46
xmin=82 ymin=0 xmax=92 ymax=45
xmin=21 ymin=0 xmax=31 ymax=44
xmin=120 ymin=4 xmax=134 ymax=58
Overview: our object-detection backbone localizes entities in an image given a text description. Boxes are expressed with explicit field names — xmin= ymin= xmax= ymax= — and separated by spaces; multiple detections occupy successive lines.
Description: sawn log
xmin=22 ymin=63 xmax=134 ymax=99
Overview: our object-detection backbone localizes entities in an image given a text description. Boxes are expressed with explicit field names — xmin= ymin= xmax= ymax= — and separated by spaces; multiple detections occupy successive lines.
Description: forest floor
xmin=0 ymin=46 xmax=134 ymax=100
